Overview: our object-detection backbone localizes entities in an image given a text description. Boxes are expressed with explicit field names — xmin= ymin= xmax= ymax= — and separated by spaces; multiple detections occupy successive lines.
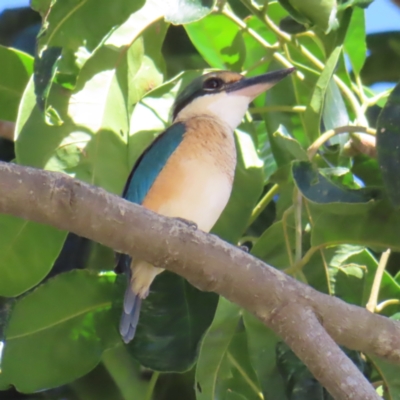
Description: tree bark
xmin=0 ymin=161 xmax=395 ymax=399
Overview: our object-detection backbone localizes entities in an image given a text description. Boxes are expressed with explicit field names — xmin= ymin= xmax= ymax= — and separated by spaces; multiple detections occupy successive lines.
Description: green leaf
xmin=328 ymin=246 xmax=373 ymax=305
xmin=165 ymin=0 xmax=216 ymax=24
xmin=243 ymin=312 xmax=287 ymax=400
xmin=0 ymin=215 xmax=67 ymax=297
xmin=303 ymin=46 xmax=342 ymax=142
xmin=129 ymin=271 xmax=218 ymax=372
xmin=242 ymin=16 xmax=276 ymax=74
xmin=254 ymin=120 xmax=278 ymax=182
xmin=309 ymin=197 xmax=400 ymax=252
xmin=0 ymin=46 xmax=33 ymax=122
xmin=279 ymin=0 xmax=338 ymax=33
xmin=34 ymin=0 xmax=146 ymax=110
xmin=276 ymin=341 xmax=330 ymax=400
xmin=361 ymin=32 xmax=400 ymax=85
xmin=369 ymin=355 xmax=400 ymax=400
xmin=225 ymin=331 xmax=262 ymax=400
xmin=376 ymin=81 xmax=400 ymax=208
xmin=17 ymin=17 xmax=166 ymax=195
xmin=0 ymin=270 xmax=120 ymax=392
xmin=292 ymin=161 xmax=378 ymax=211
xmin=344 ymin=7 xmax=366 ymax=75
xmin=30 ymin=0 xmax=52 ymax=17
xmin=195 ymin=297 xmax=241 ymax=400
xmin=262 ymin=59 xmax=312 ymax=154
xmin=338 ymin=0 xmax=374 ymax=9
xmin=272 ymin=125 xmax=308 ymax=161
xmin=251 ymin=220 xmax=295 ymax=269
xmin=185 ymin=14 xmax=245 ymax=71
xmin=322 ymin=79 xmax=349 ymax=147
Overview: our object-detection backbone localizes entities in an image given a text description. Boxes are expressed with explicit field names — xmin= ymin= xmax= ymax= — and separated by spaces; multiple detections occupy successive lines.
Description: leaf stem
xmin=294 ymin=189 xmax=302 ymax=263
xmin=247 ymin=183 xmax=279 ymax=228
xmin=144 ymin=371 xmax=160 ymax=400
xmin=222 ymin=7 xmax=275 ymax=49
xmin=285 ymin=245 xmax=322 ymax=274
xmin=282 ymin=206 xmax=294 ymax=267
xmin=223 ymin=4 xmax=303 ymax=79
xmin=366 ymin=249 xmax=391 ymax=313
xmin=240 ymin=0 xmax=365 ymax=122
xmin=375 ymin=299 xmax=400 ymax=313
xmin=250 ymin=105 xmax=306 ymax=114
xmin=307 ymin=125 xmax=376 ymax=159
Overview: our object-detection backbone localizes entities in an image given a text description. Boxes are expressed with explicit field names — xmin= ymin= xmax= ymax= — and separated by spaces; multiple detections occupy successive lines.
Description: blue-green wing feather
xmin=123 ymin=122 xmax=186 ymax=204
xmin=117 ymin=122 xmax=186 ymax=343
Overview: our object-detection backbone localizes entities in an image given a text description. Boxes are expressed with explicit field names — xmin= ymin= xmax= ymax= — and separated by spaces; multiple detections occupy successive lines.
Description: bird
xmin=117 ymin=68 xmax=294 ymax=343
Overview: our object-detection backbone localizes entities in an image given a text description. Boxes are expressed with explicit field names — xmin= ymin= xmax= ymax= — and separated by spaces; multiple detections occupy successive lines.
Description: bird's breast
xmin=142 ymin=117 xmax=236 ymax=232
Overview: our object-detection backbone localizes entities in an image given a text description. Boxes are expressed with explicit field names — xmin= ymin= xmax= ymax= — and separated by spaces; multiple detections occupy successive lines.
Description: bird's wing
xmin=122 ymin=122 xmax=186 ymax=204
xmin=115 ymin=122 xmax=186 ymax=273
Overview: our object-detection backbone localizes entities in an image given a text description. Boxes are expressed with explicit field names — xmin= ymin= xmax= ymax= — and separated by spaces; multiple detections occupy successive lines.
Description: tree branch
xmin=0 ymin=161 xmax=397 ymax=399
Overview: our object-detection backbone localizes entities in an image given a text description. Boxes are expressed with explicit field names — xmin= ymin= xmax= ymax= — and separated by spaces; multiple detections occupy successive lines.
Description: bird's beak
xmin=227 ymin=68 xmax=295 ymax=99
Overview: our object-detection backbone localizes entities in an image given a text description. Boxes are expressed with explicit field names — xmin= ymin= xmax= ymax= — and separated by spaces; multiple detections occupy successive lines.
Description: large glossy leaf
xmin=309 ymin=196 xmax=400 ymax=252
xmin=278 ymin=0 xmax=338 ymax=33
xmin=185 ymin=14 xmax=245 ymax=71
xmin=242 ymin=16 xmax=277 ymax=76
xmin=369 ymin=354 xmax=400 ymax=400
xmin=376 ymin=82 xmax=400 ymax=208
xmin=303 ymin=46 xmax=342 ymax=142
xmin=251 ymin=220 xmax=295 ymax=269
xmin=328 ymin=246 xmax=375 ymax=306
xmin=195 ymin=297 xmax=241 ymax=400
xmin=0 ymin=215 xmax=67 ymax=297
xmin=273 ymin=125 xmax=308 ymax=161
xmin=254 ymin=120 xmax=278 ymax=182
xmin=276 ymin=341 xmax=332 ymax=400
xmin=292 ymin=161 xmax=378 ymax=212
xmin=33 ymin=0 xmax=146 ymax=110
xmin=17 ymin=20 xmax=166 ymax=195
xmin=243 ymin=312 xmax=287 ymax=400
xmin=0 ymin=270 xmax=120 ymax=393
xmin=225 ymin=330 xmax=262 ymax=400
xmin=344 ymin=7 xmax=366 ymax=75
xmin=0 ymin=46 xmax=33 ymax=122
xmin=164 ymin=0 xmax=216 ymax=24
xmin=128 ymin=271 xmax=218 ymax=372
xmin=322 ymin=79 xmax=349 ymax=147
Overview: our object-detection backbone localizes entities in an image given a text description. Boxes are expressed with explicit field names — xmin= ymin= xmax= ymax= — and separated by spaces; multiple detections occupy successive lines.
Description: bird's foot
xmin=175 ymin=217 xmax=198 ymax=229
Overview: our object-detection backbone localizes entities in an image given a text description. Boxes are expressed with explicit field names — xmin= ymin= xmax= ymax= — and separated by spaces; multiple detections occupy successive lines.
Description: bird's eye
xmin=203 ymin=78 xmax=224 ymax=90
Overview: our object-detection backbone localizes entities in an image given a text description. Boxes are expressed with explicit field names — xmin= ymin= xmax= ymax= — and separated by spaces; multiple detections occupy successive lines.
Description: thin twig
xmin=366 ymin=249 xmax=392 ymax=313
xmin=307 ymin=125 xmax=376 ymax=160
xmin=247 ymin=183 xmax=279 ymax=228
xmin=376 ymin=299 xmax=400 ymax=313
xmin=250 ymin=105 xmax=306 ymax=114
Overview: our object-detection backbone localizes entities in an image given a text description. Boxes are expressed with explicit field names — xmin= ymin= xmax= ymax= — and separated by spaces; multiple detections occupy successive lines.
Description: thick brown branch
xmin=0 ymin=161 xmax=396 ymax=399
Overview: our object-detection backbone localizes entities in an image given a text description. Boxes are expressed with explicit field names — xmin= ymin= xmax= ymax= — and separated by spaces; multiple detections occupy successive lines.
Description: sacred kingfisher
xmin=118 ymin=68 xmax=294 ymax=343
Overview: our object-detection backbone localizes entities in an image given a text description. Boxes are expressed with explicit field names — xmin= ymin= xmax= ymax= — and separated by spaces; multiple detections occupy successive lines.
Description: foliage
xmin=0 ymin=0 xmax=399 ymax=398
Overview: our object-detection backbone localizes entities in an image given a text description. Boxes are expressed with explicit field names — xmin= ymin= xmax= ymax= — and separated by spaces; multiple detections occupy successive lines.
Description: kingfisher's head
xmin=172 ymin=68 xmax=294 ymax=130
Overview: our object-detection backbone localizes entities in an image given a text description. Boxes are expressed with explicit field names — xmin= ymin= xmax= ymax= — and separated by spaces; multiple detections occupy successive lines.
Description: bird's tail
xmin=116 ymin=255 xmax=163 ymax=343
xmin=119 ymin=284 xmax=142 ymax=343
xmin=117 ymin=254 xmax=142 ymax=343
